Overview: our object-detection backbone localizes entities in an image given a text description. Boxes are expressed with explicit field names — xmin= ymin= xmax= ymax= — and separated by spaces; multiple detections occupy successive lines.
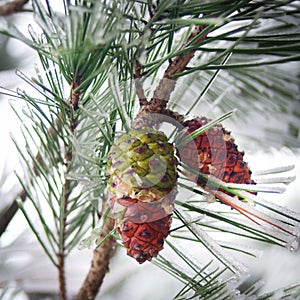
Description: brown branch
xmin=0 ymin=190 xmax=26 ymax=237
xmin=134 ymin=60 xmax=148 ymax=106
xmin=0 ymin=0 xmax=29 ymax=16
xmin=151 ymin=25 xmax=207 ymax=107
xmin=58 ymin=178 xmax=69 ymax=300
xmin=58 ymin=77 xmax=82 ymax=300
xmin=133 ymin=25 xmax=208 ymax=129
xmin=133 ymin=9 xmax=156 ymax=107
xmin=76 ymin=210 xmax=116 ymax=300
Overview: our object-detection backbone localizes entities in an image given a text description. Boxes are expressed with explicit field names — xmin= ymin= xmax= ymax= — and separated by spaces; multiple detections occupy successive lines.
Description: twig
xmin=0 ymin=78 xmax=81 ymax=298
xmin=76 ymin=207 xmax=116 ymax=300
xmin=0 ymin=190 xmax=26 ymax=237
xmin=58 ymin=77 xmax=81 ymax=300
xmin=134 ymin=60 xmax=147 ymax=106
xmin=151 ymin=25 xmax=207 ymax=107
xmin=0 ymin=0 xmax=29 ymax=16
xmin=58 ymin=177 xmax=69 ymax=300
xmin=133 ymin=25 xmax=208 ymax=129
xmin=133 ymin=6 xmax=155 ymax=107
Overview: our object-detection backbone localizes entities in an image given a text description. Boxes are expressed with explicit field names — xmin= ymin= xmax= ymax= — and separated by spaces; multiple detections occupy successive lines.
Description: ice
xmin=0 ymin=87 xmax=19 ymax=98
xmin=109 ymin=74 xmax=131 ymax=129
xmin=158 ymin=254 xmax=195 ymax=281
xmin=217 ymin=241 xmax=263 ymax=259
xmin=286 ymin=237 xmax=299 ymax=252
xmin=78 ymin=228 xmax=102 ymax=250
xmin=189 ymin=223 xmax=248 ymax=276
xmin=177 ymin=199 xmax=298 ymax=248
xmin=252 ymin=196 xmax=300 ymax=226
xmin=271 ymin=289 xmax=285 ymax=299
xmin=175 ymin=208 xmax=249 ymax=275
xmin=253 ymin=175 xmax=296 ymax=184
xmin=208 ymin=283 xmax=243 ymax=300
xmin=0 ymin=18 xmax=8 ymax=31
xmin=253 ymin=164 xmax=295 ymax=176
xmin=242 ymin=279 xmax=266 ymax=299
xmin=0 ymin=19 xmax=32 ymax=46
xmin=167 ymin=239 xmax=208 ymax=272
xmin=217 ymin=191 xmax=299 ymax=232
xmin=228 ymin=183 xmax=286 ymax=194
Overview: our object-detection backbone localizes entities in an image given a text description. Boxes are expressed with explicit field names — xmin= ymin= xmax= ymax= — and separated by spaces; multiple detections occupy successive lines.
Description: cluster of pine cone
xmin=106 ymin=116 xmax=255 ymax=263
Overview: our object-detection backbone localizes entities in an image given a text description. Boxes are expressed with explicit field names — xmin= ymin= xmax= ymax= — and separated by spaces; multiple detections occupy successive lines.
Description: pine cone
xmin=118 ymin=213 xmax=172 ymax=264
xmin=177 ymin=117 xmax=255 ymax=194
xmin=107 ymin=128 xmax=178 ymax=263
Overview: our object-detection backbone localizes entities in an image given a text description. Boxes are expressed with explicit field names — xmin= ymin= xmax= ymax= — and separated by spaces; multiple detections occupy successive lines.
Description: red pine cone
xmin=177 ymin=117 xmax=255 ymax=194
xmin=118 ymin=212 xmax=171 ymax=264
xmin=112 ymin=196 xmax=173 ymax=263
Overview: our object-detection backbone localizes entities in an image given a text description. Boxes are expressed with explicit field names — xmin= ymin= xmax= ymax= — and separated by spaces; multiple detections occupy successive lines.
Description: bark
xmin=152 ymin=25 xmax=208 ymax=106
xmin=58 ymin=77 xmax=81 ymax=300
xmin=0 ymin=0 xmax=29 ymax=16
xmin=132 ymin=25 xmax=208 ymax=129
xmin=76 ymin=216 xmax=116 ymax=300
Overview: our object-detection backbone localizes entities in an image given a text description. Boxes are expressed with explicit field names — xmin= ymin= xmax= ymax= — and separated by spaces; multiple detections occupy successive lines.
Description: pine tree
xmin=0 ymin=0 xmax=300 ymax=299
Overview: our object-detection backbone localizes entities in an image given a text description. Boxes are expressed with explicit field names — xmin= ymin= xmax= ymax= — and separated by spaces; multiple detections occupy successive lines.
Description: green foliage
xmin=9 ymin=68 xmax=95 ymax=264
xmin=0 ymin=0 xmax=300 ymax=299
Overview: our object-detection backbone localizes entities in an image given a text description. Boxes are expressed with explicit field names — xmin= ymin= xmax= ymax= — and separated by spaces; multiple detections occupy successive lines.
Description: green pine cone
xmin=107 ymin=128 xmax=178 ymax=202
xmin=107 ymin=128 xmax=178 ymax=262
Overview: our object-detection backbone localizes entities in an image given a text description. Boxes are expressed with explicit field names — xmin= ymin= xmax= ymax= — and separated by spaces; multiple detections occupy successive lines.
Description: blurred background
xmin=0 ymin=3 xmax=300 ymax=300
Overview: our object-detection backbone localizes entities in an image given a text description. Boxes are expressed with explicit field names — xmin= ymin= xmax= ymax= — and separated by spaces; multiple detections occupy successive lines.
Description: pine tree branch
xmin=133 ymin=25 xmax=208 ymax=128
xmin=0 ymin=79 xmax=79 ymax=298
xmin=0 ymin=0 xmax=29 ymax=16
xmin=76 ymin=203 xmax=116 ymax=300
xmin=0 ymin=190 xmax=26 ymax=236
xmin=133 ymin=9 xmax=153 ymax=107
xmin=58 ymin=180 xmax=69 ymax=300
xmin=58 ymin=77 xmax=81 ymax=300
xmin=151 ymin=25 xmax=207 ymax=108
xmin=134 ymin=60 xmax=147 ymax=106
